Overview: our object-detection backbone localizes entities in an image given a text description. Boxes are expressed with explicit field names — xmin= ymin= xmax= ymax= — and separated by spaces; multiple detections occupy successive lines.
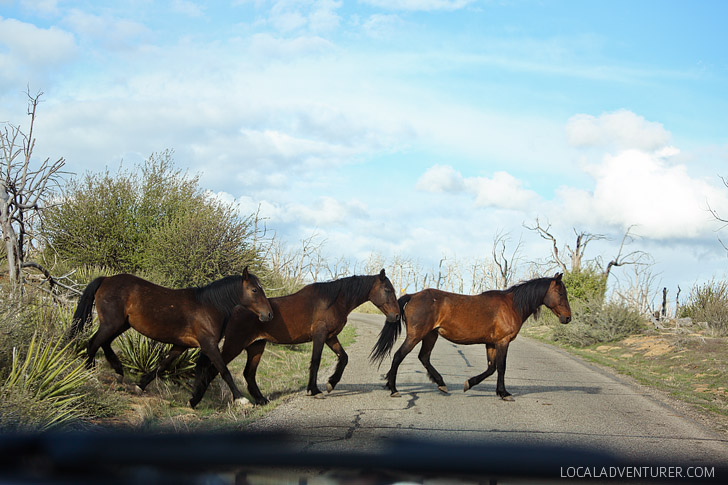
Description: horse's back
xmin=406 ymin=288 xmax=518 ymax=344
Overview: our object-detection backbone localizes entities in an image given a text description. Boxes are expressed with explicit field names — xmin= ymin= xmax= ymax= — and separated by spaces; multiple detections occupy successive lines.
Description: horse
xmin=68 ymin=267 xmax=273 ymax=406
xmin=188 ymin=269 xmax=400 ymax=408
xmin=370 ymin=273 xmax=571 ymax=401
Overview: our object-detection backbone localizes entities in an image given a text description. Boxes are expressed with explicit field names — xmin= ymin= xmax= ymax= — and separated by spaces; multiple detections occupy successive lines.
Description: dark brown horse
xmin=69 ymin=267 xmax=273 ymax=406
xmin=188 ymin=269 xmax=400 ymax=408
xmin=370 ymin=273 xmax=571 ymax=401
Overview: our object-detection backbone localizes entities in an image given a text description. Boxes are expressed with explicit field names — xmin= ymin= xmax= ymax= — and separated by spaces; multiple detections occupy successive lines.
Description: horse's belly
xmin=437 ymin=326 xmax=491 ymax=345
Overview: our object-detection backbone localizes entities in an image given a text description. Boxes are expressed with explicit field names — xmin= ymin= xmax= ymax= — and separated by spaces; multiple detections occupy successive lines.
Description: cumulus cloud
xmin=0 ymin=18 xmax=75 ymax=62
xmin=566 ymin=109 xmax=672 ymax=152
xmin=416 ymin=164 xmax=465 ymax=192
xmin=557 ymin=110 xmax=728 ymax=240
xmin=417 ymin=165 xmax=538 ymax=210
xmin=559 ymin=148 xmax=728 ymax=239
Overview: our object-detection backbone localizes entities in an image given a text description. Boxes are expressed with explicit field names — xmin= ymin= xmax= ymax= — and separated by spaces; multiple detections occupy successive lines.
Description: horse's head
xmin=368 ymin=269 xmax=400 ymax=323
xmin=544 ymin=273 xmax=571 ymax=324
xmin=240 ymin=266 xmax=273 ymax=322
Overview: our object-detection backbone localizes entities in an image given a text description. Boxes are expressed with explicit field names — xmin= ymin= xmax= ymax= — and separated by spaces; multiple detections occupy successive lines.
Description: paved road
xmin=247 ymin=313 xmax=728 ymax=468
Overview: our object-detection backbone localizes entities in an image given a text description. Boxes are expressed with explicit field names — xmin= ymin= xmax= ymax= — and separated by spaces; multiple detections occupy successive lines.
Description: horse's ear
xmin=554 ymin=272 xmax=563 ymax=281
xmin=243 ymin=266 xmax=250 ymax=280
xmin=379 ymin=268 xmax=386 ymax=280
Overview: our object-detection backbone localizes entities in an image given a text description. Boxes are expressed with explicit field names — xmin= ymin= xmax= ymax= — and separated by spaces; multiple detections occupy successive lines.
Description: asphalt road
xmin=246 ymin=313 xmax=728 ymax=469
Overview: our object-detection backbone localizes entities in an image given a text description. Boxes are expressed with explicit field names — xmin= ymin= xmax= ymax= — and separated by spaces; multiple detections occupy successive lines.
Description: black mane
xmin=311 ymin=274 xmax=377 ymax=309
xmin=504 ymin=276 xmax=554 ymax=322
xmin=193 ymin=274 xmax=253 ymax=318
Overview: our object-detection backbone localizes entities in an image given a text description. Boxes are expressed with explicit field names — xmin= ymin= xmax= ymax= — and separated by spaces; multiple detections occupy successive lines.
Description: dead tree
xmin=525 ymin=219 xmax=649 ymax=294
xmin=490 ymin=231 xmax=522 ymax=289
xmin=524 ymin=218 xmax=605 ymax=274
xmin=1 ymin=90 xmax=66 ymax=295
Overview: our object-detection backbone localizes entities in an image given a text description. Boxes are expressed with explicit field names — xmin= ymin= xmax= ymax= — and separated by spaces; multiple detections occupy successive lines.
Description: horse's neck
xmin=339 ymin=279 xmax=374 ymax=316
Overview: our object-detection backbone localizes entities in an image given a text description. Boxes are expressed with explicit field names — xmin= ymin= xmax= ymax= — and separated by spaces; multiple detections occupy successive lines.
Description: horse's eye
xmin=252 ymin=288 xmax=258 ymax=293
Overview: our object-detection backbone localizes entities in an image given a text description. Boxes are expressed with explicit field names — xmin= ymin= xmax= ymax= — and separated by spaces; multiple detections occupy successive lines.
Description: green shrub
xmin=563 ymin=268 xmax=607 ymax=303
xmin=679 ymin=280 xmax=728 ymax=336
xmin=552 ymin=297 xmax=646 ymax=347
xmin=42 ymin=150 xmax=263 ymax=288
xmin=115 ymin=331 xmax=199 ymax=385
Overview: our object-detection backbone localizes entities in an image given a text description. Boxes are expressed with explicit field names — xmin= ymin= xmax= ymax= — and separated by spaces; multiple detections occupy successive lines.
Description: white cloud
xmin=0 ymin=16 xmax=76 ymax=65
xmin=362 ymin=14 xmax=402 ymax=39
xmin=417 ymin=165 xmax=539 ymax=210
xmin=559 ymin=149 xmax=728 ymax=240
xmin=416 ymin=164 xmax=465 ymax=192
xmin=360 ymin=0 xmax=475 ymax=11
xmin=566 ymin=109 xmax=671 ymax=152
xmin=232 ymin=194 xmax=368 ymax=227
xmin=62 ymin=10 xmax=151 ymax=51
xmin=465 ymin=172 xmax=539 ymax=210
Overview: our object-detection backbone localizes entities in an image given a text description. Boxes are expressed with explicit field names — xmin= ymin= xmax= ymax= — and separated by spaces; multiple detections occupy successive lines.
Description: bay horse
xmin=370 ymin=273 xmax=571 ymax=401
xmin=188 ymin=269 xmax=400 ymax=408
xmin=69 ymin=267 xmax=273 ymax=406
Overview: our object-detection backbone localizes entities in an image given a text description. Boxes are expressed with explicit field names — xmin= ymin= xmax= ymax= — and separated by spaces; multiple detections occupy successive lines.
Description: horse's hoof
xmin=133 ymin=385 xmax=143 ymax=395
xmin=438 ymin=385 xmax=449 ymax=394
xmin=464 ymin=381 xmax=471 ymax=392
xmin=501 ymin=395 xmax=515 ymax=402
xmin=390 ymin=391 xmax=401 ymax=398
xmin=326 ymin=382 xmax=334 ymax=393
xmin=234 ymin=397 xmax=253 ymax=408
xmin=188 ymin=400 xmax=197 ymax=409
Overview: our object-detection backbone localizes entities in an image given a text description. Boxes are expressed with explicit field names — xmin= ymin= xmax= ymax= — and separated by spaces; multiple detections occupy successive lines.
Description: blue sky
xmin=1 ymin=0 xmax=727 ymax=306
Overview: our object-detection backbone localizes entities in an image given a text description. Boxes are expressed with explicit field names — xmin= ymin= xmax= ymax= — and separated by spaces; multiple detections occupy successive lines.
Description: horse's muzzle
xmin=560 ymin=315 xmax=572 ymax=324
xmin=386 ymin=313 xmax=400 ymax=323
xmin=259 ymin=311 xmax=274 ymax=322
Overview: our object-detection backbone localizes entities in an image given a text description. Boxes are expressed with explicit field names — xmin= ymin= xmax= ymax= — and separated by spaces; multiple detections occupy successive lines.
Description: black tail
xmin=369 ymin=294 xmax=411 ymax=367
xmin=68 ymin=277 xmax=105 ymax=338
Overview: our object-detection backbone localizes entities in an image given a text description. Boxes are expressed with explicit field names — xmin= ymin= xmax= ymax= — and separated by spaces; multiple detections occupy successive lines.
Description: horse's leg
xmin=198 ymin=338 xmax=250 ymax=407
xmin=138 ymin=345 xmax=186 ymax=392
xmin=88 ymin=317 xmax=129 ymax=378
xmin=494 ymin=342 xmax=514 ymax=401
xmin=385 ymin=335 xmax=420 ymax=397
xmin=306 ymin=326 xmax=328 ymax=397
xmin=189 ymin=353 xmax=216 ymax=408
xmin=464 ymin=344 xmax=497 ymax=392
xmin=418 ymin=330 xmax=448 ymax=393
xmin=243 ymin=340 xmax=268 ymax=405
xmin=189 ymin=326 xmax=253 ymax=408
xmin=325 ymin=336 xmax=348 ymax=393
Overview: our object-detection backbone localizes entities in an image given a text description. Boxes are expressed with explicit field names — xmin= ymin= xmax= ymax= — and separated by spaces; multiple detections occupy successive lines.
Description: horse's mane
xmin=503 ymin=276 xmax=554 ymax=321
xmin=311 ymin=274 xmax=377 ymax=309
xmin=193 ymin=274 xmax=256 ymax=318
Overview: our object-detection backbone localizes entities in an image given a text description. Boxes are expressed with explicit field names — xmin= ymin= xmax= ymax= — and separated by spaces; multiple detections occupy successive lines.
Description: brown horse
xmin=188 ymin=269 xmax=400 ymax=408
xmin=69 ymin=267 xmax=273 ymax=405
xmin=370 ymin=273 xmax=571 ymax=401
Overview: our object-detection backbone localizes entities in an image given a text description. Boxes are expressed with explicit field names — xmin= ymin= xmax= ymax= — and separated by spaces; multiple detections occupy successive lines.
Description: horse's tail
xmin=68 ymin=277 xmax=105 ymax=338
xmin=369 ymin=293 xmax=411 ymax=367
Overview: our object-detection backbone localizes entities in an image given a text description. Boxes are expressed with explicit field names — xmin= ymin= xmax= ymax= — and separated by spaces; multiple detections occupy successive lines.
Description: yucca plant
xmin=115 ymin=331 xmax=199 ymax=385
xmin=1 ymin=332 xmax=92 ymax=431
